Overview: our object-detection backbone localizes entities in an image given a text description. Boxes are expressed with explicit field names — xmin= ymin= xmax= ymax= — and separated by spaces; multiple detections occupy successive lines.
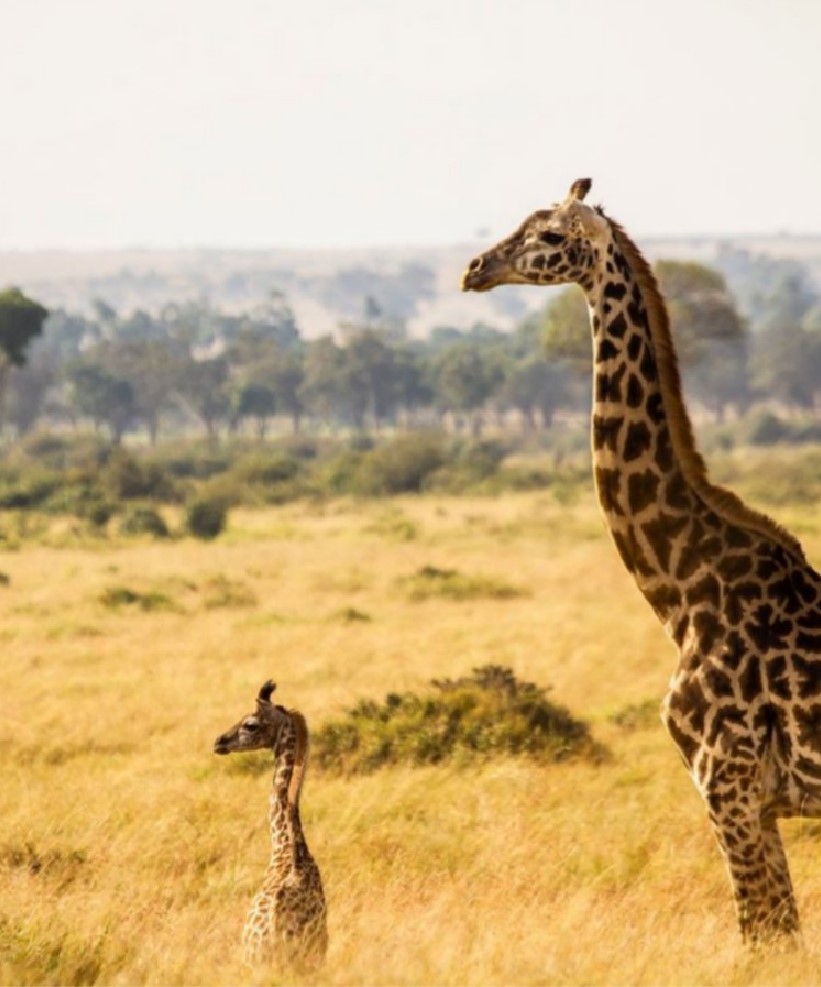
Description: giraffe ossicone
xmin=463 ymin=179 xmax=821 ymax=945
xmin=214 ymin=680 xmax=328 ymax=967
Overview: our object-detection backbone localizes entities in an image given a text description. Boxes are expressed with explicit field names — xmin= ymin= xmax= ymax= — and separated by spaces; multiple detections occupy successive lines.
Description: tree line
xmin=1 ymin=252 xmax=820 ymax=447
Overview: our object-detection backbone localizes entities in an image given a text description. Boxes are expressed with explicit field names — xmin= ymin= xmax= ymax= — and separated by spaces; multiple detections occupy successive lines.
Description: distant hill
xmin=2 ymin=235 xmax=821 ymax=338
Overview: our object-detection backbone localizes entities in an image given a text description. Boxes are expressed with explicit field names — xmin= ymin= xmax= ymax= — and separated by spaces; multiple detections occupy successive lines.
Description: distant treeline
xmin=0 ymin=244 xmax=820 ymax=449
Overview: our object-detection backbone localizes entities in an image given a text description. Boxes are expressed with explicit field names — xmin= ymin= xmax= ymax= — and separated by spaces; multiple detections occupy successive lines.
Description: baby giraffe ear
xmin=568 ymin=177 xmax=592 ymax=201
xmin=257 ymin=679 xmax=277 ymax=704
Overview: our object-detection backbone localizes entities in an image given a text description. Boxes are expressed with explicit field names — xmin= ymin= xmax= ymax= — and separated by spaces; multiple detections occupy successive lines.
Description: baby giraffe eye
xmin=539 ymin=231 xmax=565 ymax=246
xmin=244 ymin=721 xmax=260 ymax=732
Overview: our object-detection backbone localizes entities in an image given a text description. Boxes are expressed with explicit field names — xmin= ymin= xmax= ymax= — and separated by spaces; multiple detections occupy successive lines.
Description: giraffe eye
xmin=539 ymin=231 xmax=565 ymax=246
xmin=245 ymin=721 xmax=260 ymax=732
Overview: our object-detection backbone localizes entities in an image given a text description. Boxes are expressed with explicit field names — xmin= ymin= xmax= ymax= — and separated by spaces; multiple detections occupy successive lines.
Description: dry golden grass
xmin=3 ymin=489 xmax=821 ymax=985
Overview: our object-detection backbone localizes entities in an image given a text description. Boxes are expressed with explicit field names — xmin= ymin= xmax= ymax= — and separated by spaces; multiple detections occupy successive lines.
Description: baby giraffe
xmin=213 ymin=680 xmax=328 ymax=969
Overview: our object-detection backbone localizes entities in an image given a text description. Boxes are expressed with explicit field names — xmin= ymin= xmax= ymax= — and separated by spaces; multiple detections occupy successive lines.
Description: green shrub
xmin=0 ymin=470 xmax=61 ymax=509
xmin=358 ymin=432 xmax=447 ymax=495
xmin=152 ymin=446 xmax=232 ymax=479
xmin=118 ymin=507 xmax=169 ymax=538
xmin=321 ymin=433 xmax=447 ymax=497
xmin=398 ymin=565 xmax=526 ymax=601
xmin=42 ymin=482 xmax=116 ymax=526
xmin=99 ymin=586 xmax=177 ymax=612
xmin=320 ymin=449 xmax=366 ymax=495
xmin=102 ymin=450 xmax=177 ymax=501
xmin=185 ymin=497 xmax=228 ymax=540
xmin=231 ymin=453 xmax=300 ymax=486
xmin=332 ymin=606 xmax=372 ymax=623
xmin=421 ymin=438 xmax=508 ymax=493
xmin=740 ymin=412 xmax=790 ymax=446
xmin=313 ymin=665 xmax=604 ymax=773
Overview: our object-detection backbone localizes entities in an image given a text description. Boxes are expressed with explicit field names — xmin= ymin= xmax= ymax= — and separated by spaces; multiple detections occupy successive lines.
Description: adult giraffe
xmin=462 ymin=178 xmax=821 ymax=944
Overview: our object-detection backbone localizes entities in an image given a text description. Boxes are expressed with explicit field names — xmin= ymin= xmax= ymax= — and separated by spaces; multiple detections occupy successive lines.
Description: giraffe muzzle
xmin=214 ymin=736 xmax=232 ymax=755
xmin=461 ymin=255 xmax=490 ymax=292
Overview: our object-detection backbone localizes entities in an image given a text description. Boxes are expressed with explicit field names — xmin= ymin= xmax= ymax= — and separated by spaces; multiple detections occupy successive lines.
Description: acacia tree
xmin=174 ymin=355 xmax=231 ymax=442
xmin=67 ymin=361 xmax=135 ymax=443
xmin=101 ymin=338 xmax=182 ymax=444
xmin=497 ymin=356 xmax=570 ymax=430
xmin=433 ymin=342 xmax=503 ymax=436
xmin=0 ymin=288 xmax=49 ymax=398
xmin=301 ymin=337 xmax=367 ymax=430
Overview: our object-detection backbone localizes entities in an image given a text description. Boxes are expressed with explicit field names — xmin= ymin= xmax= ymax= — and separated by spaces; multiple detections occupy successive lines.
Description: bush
xmin=313 ymin=665 xmax=604 ymax=773
xmin=231 ymin=453 xmax=300 ymax=486
xmin=42 ymin=482 xmax=116 ymax=527
xmin=358 ymin=432 xmax=447 ymax=495
xmin=185 ymin=497 xmax=228 ymax=540
xmin=118 ymin=507 xmax=169 ymax=538
xmin=398 ymin=565 xmax=526 ymax=601
xmin=99 ymin=586 xmax=177 ymax=612
xmin=0 ymin=470 xmax=61 ymax=509
xmin=152 ymin=446 xmax=232 ymax=480
xmin=103 ymin=450 xmax=177 ymax=501
xmin=740 ymin=412 xmax=790 ymax=446
xmin=322 ymin=433 xmax=447 ymax=497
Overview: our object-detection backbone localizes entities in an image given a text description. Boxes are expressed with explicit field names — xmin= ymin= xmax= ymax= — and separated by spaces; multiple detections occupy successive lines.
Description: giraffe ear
xmin=257 ymin=680 xmax=277 ymax=704
xmin=568 ymin=178 xmax=592 ymax=201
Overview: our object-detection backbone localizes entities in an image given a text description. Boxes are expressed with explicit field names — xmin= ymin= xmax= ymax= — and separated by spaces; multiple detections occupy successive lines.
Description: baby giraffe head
xmin=461 ymin=177 xmax=610 ymax=293
xmin=213 ymin=679 xmax=287 ymax=755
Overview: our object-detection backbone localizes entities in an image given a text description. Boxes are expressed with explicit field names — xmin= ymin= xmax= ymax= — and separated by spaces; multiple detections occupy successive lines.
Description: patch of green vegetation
xmin=99 ymin=586 xmax=178 ymax=612
xmin=102 ymin=449 xmax=179 ymax=501
xmin=313 ymin=665 xmax=605 ymax=773
xmin=185 ymin=496 xmax=228 ymax=539
xmin=365 ymin=508 xmax=418 ymax=541
xmin=200 ymin=574 xmax=257 ymax=610
xmin=332 ymin=606 xmax=372 ymax=623
xmin=118 ymin=506 xmax=169 ymax=538
xmin=399 ymin=565 xmax=527 ymax=601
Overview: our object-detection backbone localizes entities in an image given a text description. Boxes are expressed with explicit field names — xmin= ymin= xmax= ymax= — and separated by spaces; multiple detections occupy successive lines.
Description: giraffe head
xmin=213 ymin=679 xmax=288 ymax=755
xmin=461 ymin=177 xmax=609 ymax=292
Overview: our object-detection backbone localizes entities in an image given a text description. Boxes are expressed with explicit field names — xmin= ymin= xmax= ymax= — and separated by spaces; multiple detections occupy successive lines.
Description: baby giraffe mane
xmin=603 ymin=213 xmax=805 ymax=563
xmin=287 ymin=710 xmax=310 ymax=806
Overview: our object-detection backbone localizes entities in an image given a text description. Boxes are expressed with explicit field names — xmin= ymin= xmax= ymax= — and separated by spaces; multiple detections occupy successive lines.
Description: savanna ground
xmin=4 ymin=449 xmax=821 ymax=986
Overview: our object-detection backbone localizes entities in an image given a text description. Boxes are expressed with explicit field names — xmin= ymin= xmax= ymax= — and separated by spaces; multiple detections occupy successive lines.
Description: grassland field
xmin=4 ymin=450 xmax=821 ymax=986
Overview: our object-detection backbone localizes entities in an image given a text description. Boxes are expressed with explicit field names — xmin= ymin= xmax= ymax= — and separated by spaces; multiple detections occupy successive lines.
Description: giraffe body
xmin=462 ymin=179 xmax=821 ymax=943
xmin=214 ymin=681 xmax=328 ymax=968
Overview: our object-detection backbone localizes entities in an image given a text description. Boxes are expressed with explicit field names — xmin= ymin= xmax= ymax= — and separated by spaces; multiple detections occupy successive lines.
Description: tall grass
xmin=2 ymin=487 xmax=821 ymax=984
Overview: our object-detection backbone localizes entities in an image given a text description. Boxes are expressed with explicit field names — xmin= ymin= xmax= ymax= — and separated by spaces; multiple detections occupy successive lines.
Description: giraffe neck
xmin=581 ymin=220 xmax=804 ymax=635
xmin=267 ymin=714 xmax=310 ymax=872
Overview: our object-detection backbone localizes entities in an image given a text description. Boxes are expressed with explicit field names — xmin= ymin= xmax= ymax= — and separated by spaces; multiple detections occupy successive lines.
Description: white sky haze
xmin=2 ymin=0 xmax=820 ymax=249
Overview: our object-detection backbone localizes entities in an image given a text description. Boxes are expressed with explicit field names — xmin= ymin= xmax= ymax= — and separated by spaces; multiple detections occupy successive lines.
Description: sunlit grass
xmin=2 ymin=487 xmax=821 ymax=984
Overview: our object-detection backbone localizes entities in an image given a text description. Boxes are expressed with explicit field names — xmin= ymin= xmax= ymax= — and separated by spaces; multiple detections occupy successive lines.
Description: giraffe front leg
xmin=705 ymin=781 xmax=800 ymax=945
xmin=760 ymin=816 xmax=801 ymax=940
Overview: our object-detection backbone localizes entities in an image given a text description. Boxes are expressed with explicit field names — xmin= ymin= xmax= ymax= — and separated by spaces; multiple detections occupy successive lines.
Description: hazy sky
xmin=2 ymin=0 xmax=820 ymax=249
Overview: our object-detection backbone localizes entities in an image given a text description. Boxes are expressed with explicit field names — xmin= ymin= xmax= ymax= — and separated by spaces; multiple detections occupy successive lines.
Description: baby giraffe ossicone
xmin=213 ymin=680 xmax=328 ymax=969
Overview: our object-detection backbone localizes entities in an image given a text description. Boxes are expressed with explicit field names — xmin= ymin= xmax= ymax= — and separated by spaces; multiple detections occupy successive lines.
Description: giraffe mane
xmin=287 ymin=710 xmax=310 ymax=807
xmin=605 ymin=215 xmax=806 ymax=563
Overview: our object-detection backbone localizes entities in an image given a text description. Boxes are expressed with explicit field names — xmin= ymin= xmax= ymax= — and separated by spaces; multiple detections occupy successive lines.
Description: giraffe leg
xmin=706 ymin=787 xmax=800 ymax=944
xmin=760 ymin=816 xmax=801 ymax=940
